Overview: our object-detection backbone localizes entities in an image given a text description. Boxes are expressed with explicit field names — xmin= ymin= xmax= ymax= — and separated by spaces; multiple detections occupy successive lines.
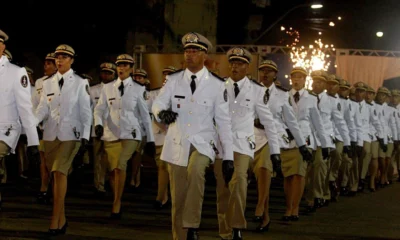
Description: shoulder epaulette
xmin=250 ymin=79 xmax=263 ymax=87
xmin=366 ymin=102 xmax=373 ymax=106
xmin=307 ymin=89 xmax=318 ymax=97
xmin=210 ymin=72 xmax=225 ymax=82
xmin=133 ymin=79 xmax=145 ymax=86
xmin=169 ymin=69 xmax=184 ymax=76
xmin=339 ymin=95 xmax=348 ymax=100
xmin=150 ymin=87 xmax=162 ymax=91
xmin=275 ymin=85 xmax=288 ymax=92
xmin=44 ymin=72 xmax=56 ymax=80
xmin=327 ymin=93 xmax=337 ymax=98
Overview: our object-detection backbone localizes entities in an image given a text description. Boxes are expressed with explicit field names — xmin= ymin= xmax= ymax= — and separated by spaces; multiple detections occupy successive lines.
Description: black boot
xmin=187 ymin=228 xmax=199 ymax=240
xmin=233 ymin=229 xmax=242 ymax=240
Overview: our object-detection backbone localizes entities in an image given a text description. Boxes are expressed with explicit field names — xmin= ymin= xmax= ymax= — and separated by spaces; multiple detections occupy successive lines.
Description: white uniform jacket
xmin=152 ymin=67 xmax=233 ymax=166
xmin=355 ymin=100 xmax=384 ymax=146
xmin=381 ymin=102 xmax=398 ymax=143
xmin=227 ymin=77 xmax=279 ymax=158
xmin=36 ymin=69 xmax=92 ymax=141
xmin=255 ymin=83 xmax=305 ymax=151
xmin=94 ymin=77 xmax=154 ymax=143
xmin=289 ymin=88 xmax=330 ymax=150
xmin=0 ymin=56 xmax=39 ymax=151
xmin=318 ymin=92 xmax=350 ymax=148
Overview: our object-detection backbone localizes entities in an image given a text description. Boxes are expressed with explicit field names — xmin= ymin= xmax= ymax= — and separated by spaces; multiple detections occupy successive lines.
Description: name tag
xmin=47 ymin=93 xmax=54 ymax=96
xmin=174 ymin=95 xmax=185 ymax=99
xmin=108 ymin=98 xmax=116 ymax=101
xmin=95 ymin=97 xmax=99 ymax=100
xmin=246 ymin=99 xmax=250 ymax=101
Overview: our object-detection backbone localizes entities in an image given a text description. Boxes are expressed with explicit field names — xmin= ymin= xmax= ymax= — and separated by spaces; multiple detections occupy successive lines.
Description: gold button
xmin=234 ymin=101 xmax=237 ymax=103
xmin=189 ymin=111 xmax=192 ymax=114
xmin=191 ymin=99 xmax=194 ymax=102
xmin=186 ymin=135 xmax=189 ymax=138
xmin=188 ymin=124 xmax=191 ymax=127
xmin=232 ymin=111 xmax=235 ymax=113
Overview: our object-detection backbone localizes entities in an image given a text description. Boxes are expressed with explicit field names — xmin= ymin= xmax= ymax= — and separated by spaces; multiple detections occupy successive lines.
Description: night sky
xmin=3 ymin=0 xmax=400 ymax=79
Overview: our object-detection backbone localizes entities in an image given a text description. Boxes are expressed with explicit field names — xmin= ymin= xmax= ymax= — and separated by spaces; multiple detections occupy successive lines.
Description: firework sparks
xmin=283 ymin=27 xmax=335 ymax=89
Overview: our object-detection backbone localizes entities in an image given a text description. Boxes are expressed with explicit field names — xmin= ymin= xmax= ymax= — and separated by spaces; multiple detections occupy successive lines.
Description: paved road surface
xmin=0 ymin=165 xmax=399 ymax=240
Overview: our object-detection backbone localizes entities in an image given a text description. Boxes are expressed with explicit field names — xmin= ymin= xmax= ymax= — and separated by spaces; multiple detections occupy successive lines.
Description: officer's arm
xmin=94 ymin=85 xmax=107 ymax=127
xmin=256 ymin=88 xmax=280 ymax=155
xmin=310 ymin=99 xmax=330 ymax=148
xmin=152 ymin=77 xmax=173 ymax=122
xmin=396 ymin=109 xmax=400 ymax=141
xmin=14 ymin=68 xmax=39 ymax=146
xmin=282 ymin=94 xmax=306 ymax=146
xmin=137 ymin=88 xmax=154 ymax=142
xmin=78 ymin=80 xmax=92 ymax=141
xmin=389 ymin=108 xmax=398 ymax=141
xmin=345 ymin=101 xmax=357 ymax=142
xmin=35 ymin=80 xmax=49 ymax=124
xmin=214 ymin=83 xmax=234 ymax=161
xmin=354 ymin=107 xmax=364 ymax=146
xmin=332 ymin=99 xmax=350 ymax=146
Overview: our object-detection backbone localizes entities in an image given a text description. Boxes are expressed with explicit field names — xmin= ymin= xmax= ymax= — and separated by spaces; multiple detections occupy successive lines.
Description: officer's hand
xmin=351 ymin=141 xmax=357 ymax=155
xmin=378 ymin=138 xmax=387 ymax=152
xmin=36 ymin=127 xmax=43 ymax=140
xmin=27 ymin=145 xmax=39 ymax=158
xmin=144 ymin=142 xmax=156 ymax=158
xmin=78 ymin=138 xmax=89 ymax=154
xmin=299 ymin=145 xmax=312 ymax=163
xmin=322 ymin=148 xmax=330 ymax=160
xmin=222 ymin=160 xmax=234 ymax=187
xmin=343 ymin=145 xmax=353 ymax=158
xmin=95 ymin=125 xmax=104 ymax=138
xmin=270 ymin=154 xmax=283 ymax=178
xmin=158 ymin=110 xmax=178 ymax=125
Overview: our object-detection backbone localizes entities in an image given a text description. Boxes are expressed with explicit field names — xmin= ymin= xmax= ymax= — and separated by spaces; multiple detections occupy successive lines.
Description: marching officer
xmin=94 ymin=54 xmax=155 ymax=218
xmin=391 ymin=89 xmax=400 ymax=182
xmin=350 ymin=82 xmax=384 ymax=196
xmin=289 ymin=68 xmax=330 ymax=211
xmin=0 ymin=29 xmax=39 ymax=210
xmin=215 ymin=49 xmax=280 ymax=240
xmin=151 ymin=66 xmax=177 ymax=210
xmin=152 ymin=32 xmax=234 ymax=240
xmin=324 ymin=74 xmax=351 ymax=201
xmin=255 ymin=60 xmax=311 ymax=226
xmin=35 ymin=44 xmax=92 ymax=234
xmin=35 ymin=53 xmax=57 ymax=203
xmin=130 ymin=68 xmax=150 ymax=189
xmin=90 ymin=62 xmax=116 ymax=195
xmin=375 ymin=87 xmax=397 ymax=187
xmin=337 ymin=79 xmax=357 ymax=196
xmin=310 ymin=71 xmax=350 ymax=204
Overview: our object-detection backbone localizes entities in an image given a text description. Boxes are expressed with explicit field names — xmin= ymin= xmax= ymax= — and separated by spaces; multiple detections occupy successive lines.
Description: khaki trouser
xmin=168 ymin=149 xmax=210 ymax=240
xmin=226 ymin=152 xmax=251 ymax=229
xmin=16 ymin=135 xmax=28 ymax=175
xmin=329 ymin=141 xmax=343 ymax=182
xmin=312 ymin=147 xmax=328 ymax=199
xmin=93 ymin=138 xmax=107 ymax=191
xmin=155 ymin=146 xmax=169 ymax=202
xmin=339 ymin=148 xmax=353 ymax=187
xmin=214 ymin=159 xmax=231 ymax=240
xmin=360 ymin=142 xmax=372 ymax=180
xmin=349 ymin=141 xmax=370 ymax=191
xmin=0 ymin=141 xmax=10 ymax=183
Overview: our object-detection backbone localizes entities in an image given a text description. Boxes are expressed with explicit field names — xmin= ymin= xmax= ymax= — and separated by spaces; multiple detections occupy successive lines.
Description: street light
xmin=376 ymin=32 xmax=383 ymax=37
xmin=311 ymin=4 xmax=323 ymax=9
xmin=252 ymin=3 xmax=323 ymax=44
